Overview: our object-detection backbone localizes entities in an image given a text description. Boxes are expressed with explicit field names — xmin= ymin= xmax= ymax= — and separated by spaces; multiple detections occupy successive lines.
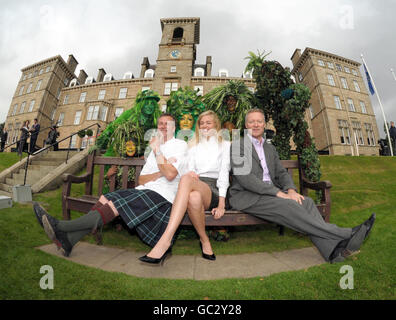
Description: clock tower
xmin=151 ymin=17 xmax=200 ymax=101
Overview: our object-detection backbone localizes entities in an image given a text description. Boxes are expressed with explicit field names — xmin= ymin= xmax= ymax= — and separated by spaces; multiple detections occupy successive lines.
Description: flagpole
xmin=361 ymin=54 xmax=393 ymax=156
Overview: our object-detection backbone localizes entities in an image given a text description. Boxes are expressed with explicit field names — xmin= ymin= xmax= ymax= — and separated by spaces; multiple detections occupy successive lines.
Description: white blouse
xmin=186 ymin=136 xmax=231 ymax=198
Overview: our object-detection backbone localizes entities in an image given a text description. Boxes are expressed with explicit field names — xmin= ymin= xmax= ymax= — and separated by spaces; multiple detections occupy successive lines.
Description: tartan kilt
xmin=104 ymin=188 xmax=172 ymax=247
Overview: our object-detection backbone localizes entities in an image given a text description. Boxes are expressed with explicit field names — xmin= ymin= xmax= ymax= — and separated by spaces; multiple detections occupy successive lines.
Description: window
xmin=194 ymin=67 xmax=205 ymax=77
xmin=81 ymin=137 xmax=88 ymax=149
xmin=27 ymin=83 xmax=33 ymax=94
xmin=327 ymin=62 xmax=334 ymax=69
xmin=22 ymin=74 xmax=27 ymax=81
xmin=63 ymin=94 xmax=69 ymax=105
xmin=36 ymin=80 xmax=42 ymax=91
xmin=365 ymin=123 xmax=376 ymax=146
xmin=352 ymin=122 xmax=364 ymax=145
xmin=92 ymin=105 xmax=100 ymax=120
xmin=347 ymin=98 xmax=356 ymax=112
xmin=74 ymin=111 xmax=82 ymax=125
xmin=171 ymin=83 xmax=178 ymax=92
xmin=70 ymin=135 xmax=77 ymax=148
xmin=87 ymin=105 xmax=100 ymax=120
xmin=119 ymin=88 xmax=128 ymax=99
xmin=340 ymin=77 xmax=349 ymax=89
xmin=144 ymin=69 xmax=154 ymax=78
xmin=318 ymin=59 xmax=325 ymax=66
xmin=79 ymin=92 xmax=87 ymax=103
xmin=56 ymin=88 xmax=61 ymax=99
xmin=99 ymin=106 xmax=108 ymax=121
xmin=33 ymin=70 xmax=38 ymax=77
xmin=309 ymin=105 xmax=314 ymax=119
xmin=338 ymin=120 xmax=351 ymax=144
xmin=327 ymin=74 xmax=335 ymax=86
xmin=58 ymin=113 xmax=65 ymax=126
xmin=194 ymin=86 xmax=203 ymax=96
xmin=28 ymin=100 xmax=35 ymax=112
xmin=98 ymin=90 xmax=106 ymax=100
xmin=360 ymin=101 xmax=367 ymax=114
xmin=19 ymin=101 xmax=26 ymax=114
xmin=344 ymin=67 xmax=350 ymax=73
xmin=351 ymin=69 xmax=358 ymax=76
xmin=19 ymin=86 xmax=25 ymax=96
xmin=170 ymin=66 xmax=177 ymax=73
xmin=46 ymin=66 xmax=51 ymax=73
xmin=7 ymin=125 xmax=12 ymax=144
xmin=164 ymin=83 xmax=171 ymax=95
xmin=123 ymin=72 xmax=133 ymax=79
xmin=28 ymin=73 xmax=32 ymax=79
xmin=114 ymin=107 xmax=124 ymax=119
xmin=85 ymin=77 xmax=94 ymax=85
xmin=50 ymin=109 xmax=56 ymax=121
xmin=336 ymin=64 xmax=342 ymax=71
xmin=161 ymin=104 xmax=167 ymax=112
xmin=142 ymin=86 xmax=150 ymax=92
xmin=69 ymin=79 xmax=78 ymax=87
xmin=103 ymin=74 xmax=113 ymax=82
xmin=218 ymin=69 xmax=229 ymax=77
xmin=64 ymin=78 xmax=69 ymax=86
xmin=243 ymin=71 xmax=253 ymax=79
xmin=39 ymin=69 xmax=44 ymax=75
xmin=12 ymin=104 xmax=18 ymax=116
xmin=353 ymin=80 xmax=360 ymax=92
xmin=334 ymin=95 xmax=342 ymax=110
xmin=298 ymin=73 xmax=303 ymax=81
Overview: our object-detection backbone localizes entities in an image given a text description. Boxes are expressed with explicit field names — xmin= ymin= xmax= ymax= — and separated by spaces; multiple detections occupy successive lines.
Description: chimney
xmin=67 ymin=54 xmax=78 ymax=73
xmin=291 ymin=49 xmax=302 ymax=68
xmin=206 ymin=56 xmax=212 ymax=76
xmin=140 ymin=57 xmax=151 ymax=78
xmin=96 ymin=68 xmax=106 ymax=82
xmin=78 ymin=69 xmax=88 ymax=84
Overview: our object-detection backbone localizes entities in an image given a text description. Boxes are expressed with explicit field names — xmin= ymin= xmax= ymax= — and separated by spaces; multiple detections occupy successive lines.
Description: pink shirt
xmin=248 ymin=135 xmax=273 ymax=184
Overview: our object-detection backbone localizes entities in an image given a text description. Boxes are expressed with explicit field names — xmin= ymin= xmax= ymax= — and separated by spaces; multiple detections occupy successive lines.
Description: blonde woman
xmin=140 ymin=110 xmax=231 ymax=264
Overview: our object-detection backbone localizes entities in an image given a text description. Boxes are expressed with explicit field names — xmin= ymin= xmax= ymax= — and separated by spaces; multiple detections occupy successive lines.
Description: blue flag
xmin=363 ymin=63 xmax=375 ymax=95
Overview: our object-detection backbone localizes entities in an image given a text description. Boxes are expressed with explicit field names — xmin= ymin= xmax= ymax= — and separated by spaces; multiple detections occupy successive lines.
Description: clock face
xmin=170 ymin=50 xmax=181 ymax=59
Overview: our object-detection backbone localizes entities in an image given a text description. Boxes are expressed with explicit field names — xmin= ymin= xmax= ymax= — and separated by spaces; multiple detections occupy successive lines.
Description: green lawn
xmin=0 ymin=154 xmax=395 ymax=299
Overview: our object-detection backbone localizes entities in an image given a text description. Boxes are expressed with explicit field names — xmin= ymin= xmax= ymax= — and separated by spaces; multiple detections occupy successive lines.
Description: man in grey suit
xmin=229 ymin=109 xmax=375 ymax=263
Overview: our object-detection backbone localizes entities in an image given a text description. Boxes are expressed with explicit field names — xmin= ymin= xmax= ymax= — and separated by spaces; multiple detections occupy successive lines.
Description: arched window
xmin=218 ymin=69 xmax=229 ymax=77
xmin=69 ymin=78 xmax=78 ymax=87
xmin=194 ymin=67 xmax=205 ymax=77
xmin=144 ymin=69 xmax=154 ymax=78
xmin=103 ymin=74 xmax=113 ymax=82
xmin=243 ymin=71 xmax=252 ymax=79
xmin=123 ymin=71 xmax=133 ymax=79
xmin=172 ymin=27 xmax=184 ymax=41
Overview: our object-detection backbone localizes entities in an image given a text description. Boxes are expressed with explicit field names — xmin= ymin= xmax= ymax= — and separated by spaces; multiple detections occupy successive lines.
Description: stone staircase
xmin=0 ymin=150 xmax=79 ymax=197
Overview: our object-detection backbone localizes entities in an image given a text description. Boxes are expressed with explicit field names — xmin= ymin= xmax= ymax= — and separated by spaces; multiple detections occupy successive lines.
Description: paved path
xmin=37 ymin=243 xmax=326 ymax=280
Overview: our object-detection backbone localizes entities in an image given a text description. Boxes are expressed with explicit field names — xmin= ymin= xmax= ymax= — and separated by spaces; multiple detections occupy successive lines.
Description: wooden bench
xmin=62 ymin=150 xmax=332 ymax=237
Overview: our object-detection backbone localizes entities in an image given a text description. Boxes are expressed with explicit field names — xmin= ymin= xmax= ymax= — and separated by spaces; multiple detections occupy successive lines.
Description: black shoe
xmin=363 ymin=213 xmax=376 ymax=240
xmin=330 ymin=248 xmax=360 ymax=264
xmin=33 ymin=202 xmax=46 ymax=228
xmin=42 ymin=215 xmax=73 ymax=257
xmin=139 ymin=247 xmax=172 ymax=265
xmin=200 ymin=242 xmax=216 ymax=261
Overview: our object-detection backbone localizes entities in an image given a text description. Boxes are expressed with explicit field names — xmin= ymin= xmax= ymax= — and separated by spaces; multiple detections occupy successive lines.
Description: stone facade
xmin=4 ymin=18 xmax=379 ymax=156
xmin=291 ymin=48 xmax=380 ymax=156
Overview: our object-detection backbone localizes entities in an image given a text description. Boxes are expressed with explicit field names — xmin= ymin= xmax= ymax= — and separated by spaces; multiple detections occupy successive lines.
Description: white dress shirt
xmin=136 ymin=138 xmax=188 ymax=203
xmin=186 ymin=136 xmax=231 ymax=198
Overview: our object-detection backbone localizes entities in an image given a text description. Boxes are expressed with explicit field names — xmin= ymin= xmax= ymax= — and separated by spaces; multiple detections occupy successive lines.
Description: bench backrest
xmin=84 ymin=151 xmax=303 ymax=196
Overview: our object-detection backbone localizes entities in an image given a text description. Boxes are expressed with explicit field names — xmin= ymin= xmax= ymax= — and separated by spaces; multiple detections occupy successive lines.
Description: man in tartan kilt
xmin=33 ymin=114 xmax=188 ymax=258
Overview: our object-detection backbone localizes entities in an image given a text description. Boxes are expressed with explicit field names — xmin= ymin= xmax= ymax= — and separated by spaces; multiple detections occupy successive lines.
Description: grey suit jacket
xmin=228 ymin=136 xmax=296 ymax=211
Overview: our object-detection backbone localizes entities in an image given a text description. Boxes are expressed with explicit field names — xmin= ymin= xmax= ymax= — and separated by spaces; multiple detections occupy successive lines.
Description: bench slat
xmin=98 ymin=165 xmax=105 ymax=196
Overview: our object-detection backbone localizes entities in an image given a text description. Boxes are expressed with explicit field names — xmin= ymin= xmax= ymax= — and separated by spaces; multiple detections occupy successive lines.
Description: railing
xmin=20 ymin=123 xmax=101 ymax=186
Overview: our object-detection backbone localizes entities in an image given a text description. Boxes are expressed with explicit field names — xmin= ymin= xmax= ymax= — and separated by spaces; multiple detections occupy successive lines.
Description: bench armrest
xmin=301 ymin=176 xmax=332 ymax=191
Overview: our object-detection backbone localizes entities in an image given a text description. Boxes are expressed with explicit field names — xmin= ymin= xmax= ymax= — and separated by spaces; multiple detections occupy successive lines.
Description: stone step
xmin=13 ymin=171 xmax=47 ymax=182
xmin=0 ymin=189 xmax=12 ymax=198
xmin=0 ymin=183 xmax=12 ymax=193
xmin=25 ymin=164 xmax=58 ymax=171
xmin=6 ymin=177 xmax=36 ymax=186
xmin=29 ymin=160 xmax=65 ymax=166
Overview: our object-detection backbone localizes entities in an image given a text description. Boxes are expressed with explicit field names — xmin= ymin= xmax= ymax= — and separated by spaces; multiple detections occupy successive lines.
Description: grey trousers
xmin=243 ymin=195 xmax=352 ymax=261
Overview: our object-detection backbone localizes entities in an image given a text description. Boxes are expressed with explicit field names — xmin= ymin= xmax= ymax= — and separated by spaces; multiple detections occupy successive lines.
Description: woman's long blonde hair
xmin=190 ymin=110 xmax=223 ymax=146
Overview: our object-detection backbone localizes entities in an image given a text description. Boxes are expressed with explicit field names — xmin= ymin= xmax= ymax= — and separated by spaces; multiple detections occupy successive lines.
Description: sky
xmin=1 ymin=0 xmax=395 ymax=138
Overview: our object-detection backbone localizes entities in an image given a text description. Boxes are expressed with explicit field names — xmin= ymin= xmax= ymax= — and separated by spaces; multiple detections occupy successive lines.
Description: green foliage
xmin=86 ymin=129 xmax=93 ymax=137
xmin=203 ymin=80 xmax=257 ymax=129
xmin=166 ymin=87 xmax=206 ymax=131
xmin=77 ymin=130 xmax=86 ymax=138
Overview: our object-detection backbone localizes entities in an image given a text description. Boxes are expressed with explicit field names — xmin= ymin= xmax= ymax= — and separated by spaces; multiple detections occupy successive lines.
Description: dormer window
xmin=144 ymin=69 xmax=155 ymax=78
xmin=218 ymin=69 xmax=229 ymax=77
xmin=103 ymin=74 xmax=113 ymax=82
xmin=123 ymin=72 xmax=133 ymax=79
xmin=69 ymin=79 xmax=78 ymax=87
xmin=85 ymin=77 xmax=94 ymax=85
xmin=194 ymin=67 xmax=205 ymax=77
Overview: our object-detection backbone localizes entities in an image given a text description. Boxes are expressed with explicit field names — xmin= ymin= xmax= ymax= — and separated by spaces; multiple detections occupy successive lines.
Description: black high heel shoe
xmin=200 ymin=242 xmax=216 ymax=261
xmin=139 ymin=246 xmax=172 ymax=265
